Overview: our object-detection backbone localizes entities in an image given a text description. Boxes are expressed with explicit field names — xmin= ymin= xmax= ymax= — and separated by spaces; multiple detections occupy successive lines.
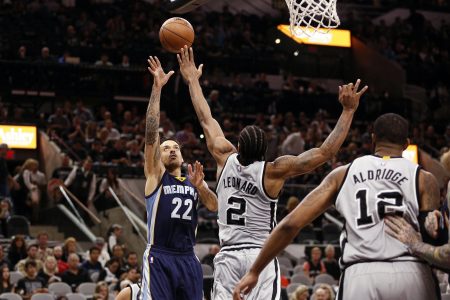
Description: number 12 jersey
xmin=216 ymin=153 xmax=278 ymax=247
xmin=335 ymin=155 xmax=421 ymax=267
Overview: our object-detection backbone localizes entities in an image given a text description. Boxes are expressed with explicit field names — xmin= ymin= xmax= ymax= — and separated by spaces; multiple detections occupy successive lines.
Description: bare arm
xmin=188 ymin=161 xmax=218 ymax=212
xmin=267 ymin=81 xmax=368 ymax=181
xmin=178 ymin=47 xmax=236 ymax=167
xmin=418 ymin=170 xmax=441 ymax=211
xmin=144 ymin=56 xmax=174 ymax=191
xmin=385 ymin=215 xmax=450 ymax=269
xmin=232 ymin=166 xmax=348 ymax=299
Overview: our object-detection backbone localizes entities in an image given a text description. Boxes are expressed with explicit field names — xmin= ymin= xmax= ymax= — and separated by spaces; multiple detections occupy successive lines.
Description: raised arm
xmin=232 ymin=166 xmax=348 ymax=299
xmin=178 ymin=46 xmax=236 ymax=167
xmin=188 ymin=161 xmax=218 ymax=212
xmin=265 ymin=80 xmax=367 ymax=183
xmin=144 ymin=56 xmax=174 ymax=189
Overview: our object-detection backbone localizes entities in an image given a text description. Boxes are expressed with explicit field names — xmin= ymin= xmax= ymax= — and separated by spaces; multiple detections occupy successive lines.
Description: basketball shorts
xmin=337 ymin=261 xmax=440 ymax=300
xmin=212 ymin=244 xmax=281 ymax=300
xmin=141 ymin=245 xmax=203 ymax=300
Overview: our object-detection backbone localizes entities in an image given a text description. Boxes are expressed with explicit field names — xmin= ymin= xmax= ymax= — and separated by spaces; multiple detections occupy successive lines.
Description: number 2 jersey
xmin=145 ymin=171 xmax=198 ymax=252
xmin=216 ymin=153 xmax=278 ymax=247
xmin=335 ymin=155 xmax=421 ymax=268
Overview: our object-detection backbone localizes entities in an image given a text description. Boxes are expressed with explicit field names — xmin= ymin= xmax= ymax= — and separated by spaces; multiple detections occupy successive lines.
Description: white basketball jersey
xmin=216 ymin=153 xmax=278 ymax=246
xmin=335 ymin=155 xmax=421 ymax=267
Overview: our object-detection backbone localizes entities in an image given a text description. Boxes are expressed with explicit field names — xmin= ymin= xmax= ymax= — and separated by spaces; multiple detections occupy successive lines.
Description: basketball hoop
xmin=285 ymin=0 xmax=340 ymax=36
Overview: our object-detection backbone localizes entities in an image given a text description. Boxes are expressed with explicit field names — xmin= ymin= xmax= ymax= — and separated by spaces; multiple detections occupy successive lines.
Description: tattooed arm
xmin=144 ymin=56 xmax=174 ymax=192
xmin=232 ymin=165 xmax=349 ymax=300
xmin=385 ymin=215 xmax=450 ymax=269
xmin=263 ymin=80 xmax=367 ymax=198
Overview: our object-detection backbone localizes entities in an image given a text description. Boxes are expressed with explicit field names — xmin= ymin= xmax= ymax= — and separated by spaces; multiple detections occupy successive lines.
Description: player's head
xmin=373 ymin=113 xmax=409 ymax=149
xmin=237 ymin=125 xmax=267 ymax=165
xmin=160 ymin=138 xmax=184 ymax=172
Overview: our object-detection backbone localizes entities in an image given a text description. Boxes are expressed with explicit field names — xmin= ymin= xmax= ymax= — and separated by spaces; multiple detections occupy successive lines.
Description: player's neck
xmin=374 ymin=144 xmax=404 ymax=157
xmin=168 ymin=169 xmax=182 ymax=177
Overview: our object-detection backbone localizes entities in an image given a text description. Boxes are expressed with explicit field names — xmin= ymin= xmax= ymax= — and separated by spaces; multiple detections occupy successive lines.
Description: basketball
xmin=159 ymin=17 xmax=195 ymax=53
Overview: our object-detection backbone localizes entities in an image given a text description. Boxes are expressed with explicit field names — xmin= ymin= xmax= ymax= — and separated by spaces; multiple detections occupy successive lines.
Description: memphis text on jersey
xmin=352 ymin=168 xmax=408 ymax=185
xmin=163 ymin=184 xmax=199 ymax=200
xmin=222 ymin=176 xmax=258 ymax=195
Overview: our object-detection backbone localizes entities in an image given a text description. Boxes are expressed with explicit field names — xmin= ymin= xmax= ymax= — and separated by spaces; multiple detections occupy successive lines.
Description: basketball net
xmin=285 ymin=0 xmax=340 ymax=37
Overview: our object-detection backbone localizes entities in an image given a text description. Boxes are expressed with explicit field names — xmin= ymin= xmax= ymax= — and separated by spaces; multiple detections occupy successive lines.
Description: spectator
xmin=62 ymin=237 xmax=81 ymax=262
xmin=17 ymin=45 xmax=28 ymax=61
xmin=0 ymin=245 xmax=9 ymax=267
xmin=107 ymin=224 xmax=122 ymax=254
xmin=104 ymin=120 xmax=121 ymax=142
xmin=0 ymin=265 xmax=13 ymax=293
xmin=52 ymin=154 xmax=73 ymax=181
xmin=314 ymin=284 xmax=335 ymax=300
xmin=0 ymin=200 xmax=12 ymax=237
xmin=53 ymin=246 xmax=69 ymax=274
xmin=73 ymin=100 xmax=94 ymax=123
xmin=64 ymin=158 xmax=96 ymax=208
xmin=105 ymin=140 xmax=128 ymax=165
xmin=303 ymin=247 xmax=326 ymax=283
xmin=7 ymin=235 xmax=27 ymax=269
xmin=289 ymin=285 xmax=309 ymax=300
xmin=279 ymin=196 xmax=300 ymax=221
xmin=201 ymin=244 xmax=220 ymax=270
xmin=95 ymin=54 xmax=113 ymax=67
xmin=38 ymin=256 xmax=61 ymax=285
xmin=280 ymin=124 xmax=305 ymax=155
xmin=111 ymin=245 xmax=126 ymax=270
xmin=15 ymin=261 xmax=47 ymax=300
xmin=38 ymin=47 xmax=54 ymax=63
xmin=93 ymin=281 xmax=109 ymax=300
xmin=16 ymin=245 xmax=44 ymax=276
xmin=95 ymin=168 xmax=120 ymax=213
xmin=98 ymin=258 xmax=120 ymax=285
xmin=124 ymin=252 xmax=139 ymax=271
xmin=126 ymin=140 xmax=144 ymax=166
xmin=84 ymin=237 xmax=110 ymax=267
xmin=61 ymin=253 xmax=91 ymax=291
xmin=121 ymin=55 xmax=130 ymax=68
xmin=81 ymin=247 xmax=104 ymax=281
xmin=89 ymin=140 xmax=105 ymax=163
xmin=0 ymin=143 xmax=14 ymax=199
xmin=36 ymin=232 xmax=52 ymax=260
xmin=119 ymin=267 xmax=140 ymax=290
xmin=322 ymin=244 xmax=340 ymax=280
xmin=175 ymin=123 xmax=199 ymax=147
xmin=207 ymin=90 xmax=223 ymax=115
xmin=85 ymin=121 xmax=99 ymax=144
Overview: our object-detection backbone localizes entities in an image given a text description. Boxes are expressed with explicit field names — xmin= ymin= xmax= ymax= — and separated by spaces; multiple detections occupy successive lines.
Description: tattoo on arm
xmin=412 ymin=242 xmax=450 ymax=269
xmin=145 ymin=87 xmax=161 ymax=163
xmin=421 ymin=172 xmax=440 ymax=210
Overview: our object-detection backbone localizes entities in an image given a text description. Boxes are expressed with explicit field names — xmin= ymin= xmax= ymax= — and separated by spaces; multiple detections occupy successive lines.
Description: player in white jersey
xmin=234 ymin=113 xmax=442 ymax=300
xmin=176 ymin=46 xmax=367 ymax=300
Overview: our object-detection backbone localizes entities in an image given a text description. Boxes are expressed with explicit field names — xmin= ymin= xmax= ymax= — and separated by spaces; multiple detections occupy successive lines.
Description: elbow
xmin=317 ymin=146 xmax=334 ymax=161
xmin=279 ymin=216 xmax=300 ymax=235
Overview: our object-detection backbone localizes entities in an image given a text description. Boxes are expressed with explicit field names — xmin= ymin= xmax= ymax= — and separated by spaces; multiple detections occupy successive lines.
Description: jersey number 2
xmin=356 ymin=189 xmax=404 ymax=227
xmin=171 ymin=197 xmax=193 ymax=220
xmin=226 ymin=197 xmax=246 ymax=226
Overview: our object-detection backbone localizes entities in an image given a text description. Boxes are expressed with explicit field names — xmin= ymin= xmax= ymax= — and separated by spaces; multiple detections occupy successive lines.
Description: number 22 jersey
xmin=215 ymin=153 xmax=278 ymax=247
xmin=335 ymin=155 xmax=421 ymax=267
xmin=145 ymin=171 xmax=198 ymax=252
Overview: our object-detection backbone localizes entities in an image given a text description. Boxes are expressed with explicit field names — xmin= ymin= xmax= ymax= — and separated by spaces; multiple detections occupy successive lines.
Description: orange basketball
xmin=159 ymin=17 xmax=195 ymax=53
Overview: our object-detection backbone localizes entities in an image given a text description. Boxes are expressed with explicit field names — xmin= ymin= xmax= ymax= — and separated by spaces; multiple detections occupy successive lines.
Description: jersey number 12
xmin=356 ymin=189 xmax=404 ymax=227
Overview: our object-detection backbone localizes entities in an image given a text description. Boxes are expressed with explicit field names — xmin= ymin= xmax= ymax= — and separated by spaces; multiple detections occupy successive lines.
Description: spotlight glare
xmin=275 ymin=38 xmax=281 ymax=44
xmin=294 ymin=50 xmax=299 ymax=56
xmin=200 ymin=134 xmax=205 ymax=139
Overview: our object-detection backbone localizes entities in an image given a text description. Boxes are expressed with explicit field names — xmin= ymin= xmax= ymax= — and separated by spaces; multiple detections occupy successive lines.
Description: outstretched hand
xmin=385 ymin=215 xmax=422 ymax=251
xmin=232 ymin=271 xmax=259 ymax=300
xmin=187 ymin=161 xmax=205 ymax=189
xmin=338 ymin=79 xmax=368 ymax=112
xmin=177 ymin=46 xmax=203 ymax=84
xmin=147 ymin=56 xmax=174 ymax=88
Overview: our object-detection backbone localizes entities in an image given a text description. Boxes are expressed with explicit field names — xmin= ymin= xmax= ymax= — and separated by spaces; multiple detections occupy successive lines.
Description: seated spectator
xmin=16 ymin=244 xmax=44 ymax=276
xmin=98 ymin=258 xmax=120 ymax=285
xmin=8 ymin=235 xmax=27 ymax=269
xmin=289 ymin=285 xmax=309 ymax=300
xmin=93 ymin=281 xmax=109 ymax=300
xmin=105 ymin=140 xmax=128 ymax=165
xmin=95 ymin=168 xmax=120 ymax=212
xmin=279 ymin=196 xmax=299 ymax=221
xmin=61 ymin=253 xmax=91 ymax=291
xmin=322 ymin=244 xmax=340 ymax=280
xmin=15 ymin=261 xmax=47 ymax=300
xmin=111 ymin=245 xmax=126 ymax=270
xmin=36 ymin=232 xmax=53 ymax=261
xmin=280 ymin=124 xmax=305 ymax=155
xmin=81 ymin=247 xmax=104 ymax=280
xmin=124 ymin=252 xmax=139 ymax=271
xmin=85 ymin=121 xmax=99 ymax=144
xmin=95 ymin=54 xmax=113 ymax=67
xmin=126 ymin=140 xmax=144 ymax=166
xmin=314 ymin=284 xmax=335 ymax=300
xmin=62 ymin=237 xmax=82 ymax=262
xmin=47 ymin=107 xmax=71 ymax=136
xmin=175 ymin=123 xmax=198 ymax=147
xmin=103 ymin=120 xmax=120 ymax=142
xmin=89 ymin=140 xmax=105 ymax=163
xmin=52 ymin=154 xmax=73 ymax=181
xmin=0 ymin=245 xmax=9 ymax=267
xmin=119 ymin=267 xmax=140 ymax=290
xmin=0 ymin=265 xmax=13 ymax=294
xmin=64 ymin=159 xmax=96 ymax=208
xmin=38 ymin=256 xmax=61 ymax=285
xmin=303 ymin=247 xmax=326 ymax=283
xmin=201 ymin=244 xmax=220 ymax=270
xmin=73 ymin=100 xmax=94 ymax=123
xmin=84 ymin=237 xmax=110 ymax=267
xmin=0 ymin=199 xmax=12 ymax=237
xmin=53 ymin=246 xmax=69 ymax=274
xmin=107 ymin=224 xmax=123 ymax=254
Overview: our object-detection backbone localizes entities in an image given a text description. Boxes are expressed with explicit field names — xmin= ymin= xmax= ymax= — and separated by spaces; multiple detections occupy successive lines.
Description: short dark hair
xmin=89 ymin=247 xmax=101 ymax=254
xmin=112 ymin=244 xmax=123 ymax=251
xmin=160 ymin=137 xmax=182 ymax=148
xmin=238 ymin=126 xmax=267 ymax=165
xmin=126 ymin=251 xmax=137 ymax=258
xmin=25 ymin=260 xmax=37 ymax=269
xmin=27 ymin=244 xmax=38 ymax=251
xmin=373 ymin=113 xmax=409 ymax=145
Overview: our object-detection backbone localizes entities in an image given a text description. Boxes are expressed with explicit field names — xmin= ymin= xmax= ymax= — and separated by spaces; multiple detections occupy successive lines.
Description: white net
xmin=285 ymin=0 xmax=340 ymax=37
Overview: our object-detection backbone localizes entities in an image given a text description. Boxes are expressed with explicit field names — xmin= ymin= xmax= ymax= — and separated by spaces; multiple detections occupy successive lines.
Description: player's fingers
xmin=176 ymin=54 xmax=182 ymax=65
xmin=189 ymin=47 xmax=194 ymax=62
xmin=385 ymin=216 xmax=401 ymax=232
xmin=198 ymin=64 xmax=204 ymax=74
xmin=353 ymin=79 xmax=361 ymax=93
xmin=183 ymin=45 xmax=189 ymax=61
xmin=338 ymin=86 xmax=342 ymax=94
xmin=148 ymin=57 xmax=157 ymax=69
xmin=167 ymin=70 xmax=175 ymax=78
xmin=154 ymin=56 xmax=161 ymax=67
xmin=356 ymin=85 xmax=369 ymax=96
xmin=187 ymin=164 xmax=193 ymax=176
xmin=385 ymin=227 xmax=398 ymax=239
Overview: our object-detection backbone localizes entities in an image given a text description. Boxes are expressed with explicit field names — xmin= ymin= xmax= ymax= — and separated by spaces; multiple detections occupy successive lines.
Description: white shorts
xmin=337 ymin=261 xmax=439 ymax=300
xmin=212 ymin=245 xmax=281 ymax=300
